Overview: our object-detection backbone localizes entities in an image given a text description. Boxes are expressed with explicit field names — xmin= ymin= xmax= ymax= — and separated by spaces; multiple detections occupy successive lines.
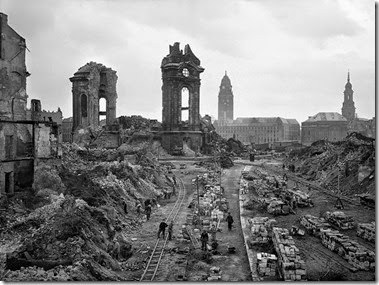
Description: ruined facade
xmin=0 ymin=13 xmax=61 ymax=195
xmin=301 ymin=112 xmax=348 ymax=146
xmin=70 ymin=62 xmax=118 ymax=131
xmin=218 ymin=72 xmax=234 ymax=126
xmin=160 ymin=42 xmax=205 ymax=154
xmin=341 ymin=72 xmax=356 ymax=122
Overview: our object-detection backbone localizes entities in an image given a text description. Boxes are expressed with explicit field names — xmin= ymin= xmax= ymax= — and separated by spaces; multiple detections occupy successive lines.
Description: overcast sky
xmin=2 ymin=0 xmax=375 ymax=124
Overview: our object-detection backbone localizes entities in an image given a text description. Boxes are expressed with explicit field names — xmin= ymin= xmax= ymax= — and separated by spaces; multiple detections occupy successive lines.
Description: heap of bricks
xmin=248 ymin=217 xmax=276 ymax=245
xmin=257 ymin=252 xmax=277 ymax=277
xmin=356 ymin=222 xmax=375 ymax=243
xmin=272 ymin=227 xmax=307 ymax=281
xmin=320 ymin=229 xmax=375 ymax=271
xmin=325 ymin=211 xmax=355 ymax=230
xmin=300 ymin=214 xmax=331 ymax=237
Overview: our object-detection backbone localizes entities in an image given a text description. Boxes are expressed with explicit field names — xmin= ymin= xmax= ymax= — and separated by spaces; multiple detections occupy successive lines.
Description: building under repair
xmin=0 ymin=13 xmax=61 ymax=195
xmin=160 ymin=42 xmax=212 ymax=154
xmin=69 ymin=62 xmax=120 ymax=148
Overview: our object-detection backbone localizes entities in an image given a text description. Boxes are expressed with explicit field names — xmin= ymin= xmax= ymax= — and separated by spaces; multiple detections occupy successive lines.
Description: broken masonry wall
xmin=0 ymin=13 xmax=29 ymax=121
xmin=93 ymin=131 xmax=120 ymax=149
xmin=34 ymin=123 xmax=62 ymax=159
xmin=0 ymin=161 xmax=14 ymax=194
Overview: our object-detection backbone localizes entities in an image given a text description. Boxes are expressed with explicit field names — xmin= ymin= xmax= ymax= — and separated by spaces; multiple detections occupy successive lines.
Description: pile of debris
xmin=300 ymin=215 xmax=330 ymax=237
xmin=287 ymin=132 xmax=375 ymax=197
xmin=325 ymin=211 xmax=355 ymax=230
xmin=248 ymin=217 xmax=276 ymax=245
xmin=320 ymin=229 xmax=375 ymax=271
xmin=257 ymin=252 xmax=277 ymax=277
xmin=356 ymin=222 xmax=375 ymax=243
xmin=272 ymin=227 xmax=307 ymax=281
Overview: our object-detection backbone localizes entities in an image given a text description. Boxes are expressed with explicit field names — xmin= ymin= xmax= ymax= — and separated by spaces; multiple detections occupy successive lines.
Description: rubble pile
xmin=356 ymin=222 xmax=375 ymax=243
xmin=325 ymin=211 xmax=355 ymax=230
xmin=299 ymin=215 xmax=330 ymax=237
xmin=320 ymin=229 xmax=375 ymax=271
xmin=248 ymin=217 xmax=276 ymax=245
xmin=287 ymin=132 xmax=375 ymax=196
xmin=256 ymin=252 xmax=277 ymax=277
xmin=272 ymin=227 xmax=307 ymax=281
xmin=0 ymin=139 xmax=175 ymax=281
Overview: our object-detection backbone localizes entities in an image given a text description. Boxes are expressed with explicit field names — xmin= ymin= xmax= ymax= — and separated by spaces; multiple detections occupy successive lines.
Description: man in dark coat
xmin=200 ymin=230 xmax=209 ymax=251
xmin=226 ymin=213 xmax=234 ymax=231
xmin=145 ymin=204 xmax=152 ymax=221
xmin=158 ymin=220 xmax=168 ymax=238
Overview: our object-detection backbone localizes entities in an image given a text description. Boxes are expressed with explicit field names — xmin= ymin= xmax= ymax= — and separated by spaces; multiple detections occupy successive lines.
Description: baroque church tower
xmin=218 ymin=71 xmax=234 ymax=125
xmin=341 ymin=72 xmax=356 ymax=121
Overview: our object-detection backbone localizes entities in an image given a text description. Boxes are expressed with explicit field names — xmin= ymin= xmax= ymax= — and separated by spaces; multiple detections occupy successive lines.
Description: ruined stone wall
xmin=35 ymin=123 xmax=61 ymax=158
xmin=0 ymin=13 xmax=29 ymax=121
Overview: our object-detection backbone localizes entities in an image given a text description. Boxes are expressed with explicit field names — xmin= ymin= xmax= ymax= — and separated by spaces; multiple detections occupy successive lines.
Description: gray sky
xmin=3 ymin=0 xmax=375 ymax=123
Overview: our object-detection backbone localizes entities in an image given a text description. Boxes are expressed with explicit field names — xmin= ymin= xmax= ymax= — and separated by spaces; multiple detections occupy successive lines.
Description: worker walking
xmin=168 ymin=221 xmax=174 ymax=240
xmin=200 ymin=230 xmax=209 ymax=251
xmin=226 ymin=212 xmax=234 ymax=231
xmin=145 ymin=204 xmax=152 ymax=221
xmin=158 ymin=220 xmax=168 ymax=239
xmin=123 ymin=200 xmax=128 ymax=214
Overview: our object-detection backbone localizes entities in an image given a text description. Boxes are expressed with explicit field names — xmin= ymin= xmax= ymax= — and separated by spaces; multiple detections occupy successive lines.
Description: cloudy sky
xmin=2 ymin=0 xmax=375 ymax=123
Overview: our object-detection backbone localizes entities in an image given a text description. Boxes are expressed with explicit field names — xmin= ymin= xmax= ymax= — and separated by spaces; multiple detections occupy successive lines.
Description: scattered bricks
xmin=356 ymin=222 xmax=375 ymax=242
xmin=256 ymin=252 xmax=277 ymax=277
xmin=272 ymin=227 xmax=307 ymax=281
xmin=325 ymin=211 xmax=355 ymax=230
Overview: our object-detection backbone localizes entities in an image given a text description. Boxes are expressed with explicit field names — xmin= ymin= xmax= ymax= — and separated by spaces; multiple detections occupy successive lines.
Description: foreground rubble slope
xmin=0 ymin=142 xmax=173 ymax=281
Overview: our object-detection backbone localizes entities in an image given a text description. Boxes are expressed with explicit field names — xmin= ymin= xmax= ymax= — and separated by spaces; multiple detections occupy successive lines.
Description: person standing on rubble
xmin=158 ymin=220 xmax=168 ymax=238
xmin=210 ymin=224 xmax=217 ymax=241
xmin=168 ymin=221 xmax=174 ymax=240
xmin=145 ymin=204 xmax=152 ymax=221
xmin=136 ymin=202 xmax=142 ymax=217
xmin=226 ymin=212 xmax=234 ymax=231
xmin=200 ymin=229 xmax=209 ymax=251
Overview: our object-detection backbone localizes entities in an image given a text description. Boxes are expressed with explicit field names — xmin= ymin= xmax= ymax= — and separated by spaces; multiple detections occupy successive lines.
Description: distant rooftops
xmin=305 ymin=112 xmax=347 ymax=122
xmin=233 ymin=117 xmax=299 ymax=125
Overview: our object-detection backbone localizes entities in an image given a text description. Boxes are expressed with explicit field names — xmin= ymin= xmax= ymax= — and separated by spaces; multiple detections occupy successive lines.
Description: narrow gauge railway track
xmin=139 ymin=177 xmax=187 ymax=281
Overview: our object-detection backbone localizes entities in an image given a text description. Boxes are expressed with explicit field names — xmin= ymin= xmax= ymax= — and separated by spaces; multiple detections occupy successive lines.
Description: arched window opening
xmin=99 ymin=97 xmax=107 ymax=125
xmin=81 ymin=94 xmax=87 ymax=117
xmin=181 ymin=87 xmax=189 ymax=123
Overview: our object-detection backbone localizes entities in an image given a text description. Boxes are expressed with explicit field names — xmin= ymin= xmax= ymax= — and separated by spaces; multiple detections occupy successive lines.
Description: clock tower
xmin=341 ymin=71 xmax=356 ymax=121
xmin=160 ymin=42 xmax=205 ymax=154
xmin=218 ymin=71 xmax=234 ymax=125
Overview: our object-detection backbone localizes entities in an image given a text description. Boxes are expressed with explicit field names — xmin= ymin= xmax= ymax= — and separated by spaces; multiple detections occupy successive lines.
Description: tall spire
xmin=347 ymin=70 xmax=350 ymax=83
xmin=225 ymin=70 xmax=227 ymax=76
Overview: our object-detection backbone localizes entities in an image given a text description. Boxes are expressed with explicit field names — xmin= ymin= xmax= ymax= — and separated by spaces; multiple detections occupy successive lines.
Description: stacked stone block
xmin=272 ymin=227 xmax=307 ymax=281
xmin=356 ymin=222 xmax=375 ymax=243
xmin=325 ymin=211 xmax=355 ymax=230
xmin=257 ymin=252 xmax=277 ymax=277
xmin=248 ymin=217 xmax=276 ymax=245
xmin=300 ymin=214 xmax=331 ymax=236
xmin=320 ymin=229 xmax=375 ymax=271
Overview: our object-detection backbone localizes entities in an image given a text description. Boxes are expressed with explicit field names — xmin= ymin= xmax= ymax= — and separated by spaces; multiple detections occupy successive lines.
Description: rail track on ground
xmin=139 ymin=177 xmax=187 ymax=282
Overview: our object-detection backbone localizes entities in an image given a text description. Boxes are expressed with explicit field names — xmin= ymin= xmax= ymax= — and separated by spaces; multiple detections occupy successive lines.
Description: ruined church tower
xmin=160 ymin=42 xmax=205 ymax=154
xmin=218 ymin=71 xmax=233 ymax=125
xmin=341 ymin=72 xmax=356 ymax=121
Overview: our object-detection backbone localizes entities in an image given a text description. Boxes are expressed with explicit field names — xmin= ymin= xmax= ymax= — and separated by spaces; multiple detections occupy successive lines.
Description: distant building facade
xmin=301 ymin=112 xmax=348 ymax=146
xmin=218 ymin=72 xmax=233 ymax=126
xmin=214 ymin=117 xmax=300 ymax=146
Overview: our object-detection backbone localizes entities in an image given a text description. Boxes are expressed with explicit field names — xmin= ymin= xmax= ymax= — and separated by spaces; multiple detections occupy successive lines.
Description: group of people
xmin=158 ymin=220 xmax=174 ymax=240
xmin=135 ymin=198 xmax=157 ymax=221
xmin=200 ymin=212 xmax=234 ymax=251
